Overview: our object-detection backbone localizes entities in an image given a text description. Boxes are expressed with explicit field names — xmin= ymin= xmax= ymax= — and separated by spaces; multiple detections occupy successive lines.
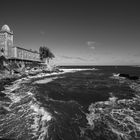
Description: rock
xmin=128 ymin=76 xmax=139 ymax=80
xmin=13 ymin=69 xmax=20 ymax=74
xmin=119 ymin=73 xmax=139 ymax=80
xmin=0 ymin=106 xmax=10 ymax=114
xmin=0 ymin=91 xmax=6 ymax=97
xmin=0 ymin=138 xmax=15 ymax=140
xmin=119 ymin=73 xmax=130 ymax=78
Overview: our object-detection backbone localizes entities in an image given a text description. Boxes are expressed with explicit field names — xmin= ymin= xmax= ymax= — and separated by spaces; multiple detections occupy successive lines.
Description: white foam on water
xmin=60 ymin=68 xmax=96 ymax=73
xmin=113 ymin=73 xmax=120 ymax=77
xmin=27 ymin=68 xmax=96 ymax=80
xmin=32 ymin=68 xmax=96 ymax=84
xmin=0 ymin=74 xmax=54 ymax=140
xmin=27 ymin=91 xmax=34 ymax=96
xmin=34 ymin=77 xmax=58 ymax=84
xmin=86 ymin=76 xmax=140 ymax=140
xmin=4 ymin=84 xmax=20 ymax=93
xmin=30 ymin=104 xmax=52 ymax=122
xmin=30 ymin=103 xmax=52 ymax=140
xmin=0 ymin=68 xmax=97 ymax=139
xmin=3 ymin=78 xmax=28 ymax=103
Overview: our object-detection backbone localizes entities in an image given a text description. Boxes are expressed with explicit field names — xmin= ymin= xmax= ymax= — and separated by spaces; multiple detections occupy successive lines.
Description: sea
xmin=0 ymin=66 xmax=140 ymax=140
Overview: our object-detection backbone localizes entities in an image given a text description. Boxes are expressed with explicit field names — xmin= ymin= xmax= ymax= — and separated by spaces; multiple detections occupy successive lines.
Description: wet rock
xmin=0 ymin=91 xmax=6 ymax=97
xmin=0 ymin=105 xmax=10 ymax=114
xmin=0 ymin=138 xmax=15 ymax=140
xmin=119 ymin=73 xmax=139 ymax=80
xmin=119 ymin=73 xmax=130 ymax=78
xmin=128 ymin=76 xmax=139 ymax=80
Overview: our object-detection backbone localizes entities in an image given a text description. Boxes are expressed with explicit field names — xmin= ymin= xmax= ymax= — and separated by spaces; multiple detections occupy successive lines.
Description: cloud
xmin=87 ymin=41 xmax=96 ymax=50
xmin=40 ymin=30 xmax=45 ymax=35
xmin=90 ymin=46 xmax=95 ymax=50
xmin=61 ymin=56 xmax=73 ymax=59
xmin=61 ymin=55 xmax=87 ymax=61
xmin=133 ymin=53 xmax=140 ymax=57
xmin=87 ymin=41 xmax=95 ymax=46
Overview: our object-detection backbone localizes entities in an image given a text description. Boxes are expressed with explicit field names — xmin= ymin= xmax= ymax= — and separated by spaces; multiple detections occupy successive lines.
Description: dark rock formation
xmin=0 ymin=138 xmax=15 ymax=140
xmin=128 ymin=76 xmax=139 ymax=80
xmin=0 ymin=91 xmax=6 ymax=97
xmin=119 ymin=73 xmax=130 ymax=78
xmin=119 ymin=73 xmax=139 ymax=80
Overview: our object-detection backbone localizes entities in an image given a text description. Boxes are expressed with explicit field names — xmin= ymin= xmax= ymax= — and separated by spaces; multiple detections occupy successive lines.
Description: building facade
xmin=0 ymin=25 xmax=13 ymax=58
xmin=11 ymin=46 xmax=40 ymax=61
xmin=0 ymin=25 xmax=40 ymax=62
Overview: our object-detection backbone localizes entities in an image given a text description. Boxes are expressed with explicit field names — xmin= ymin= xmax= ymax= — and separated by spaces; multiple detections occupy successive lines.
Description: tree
xmin=39 ymin=46 xmax=55 ymax=64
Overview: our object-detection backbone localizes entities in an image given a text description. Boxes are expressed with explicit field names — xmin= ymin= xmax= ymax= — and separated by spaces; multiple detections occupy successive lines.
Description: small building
xmin=10 ymin=46 xmax=40 ymax=63
xmin=0 ymin=25 xmax=13 ymax=58
xmin=0 ymin=24 xmax=40 ymax=63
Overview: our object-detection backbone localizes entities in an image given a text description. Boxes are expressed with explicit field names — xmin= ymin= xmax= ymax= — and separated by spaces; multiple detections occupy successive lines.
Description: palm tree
xmin=39 ymin=46 xmax=55 ymax=64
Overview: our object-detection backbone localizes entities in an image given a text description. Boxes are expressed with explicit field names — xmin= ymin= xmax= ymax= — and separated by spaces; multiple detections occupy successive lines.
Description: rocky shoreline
xmin=86 ymin=73 xmax=140 ymax=140
xmin=0 ymin=64 xmax=61 ymax=101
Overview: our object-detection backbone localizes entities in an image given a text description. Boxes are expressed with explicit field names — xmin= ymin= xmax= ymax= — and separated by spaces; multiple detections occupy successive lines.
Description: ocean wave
xmin=85 ymin=74 xmax=140 ymax=140
xmin=33 ymin=77 xmax=58 ymax=84
xmin=27 ymin=68 xmax=96 ymax=80
xmin=0 ymin=77 xmax=53 ymax=140
xmin=86 ymin=97 xmax=140 ymax=140
xmin=30 ymin=103 xmax=52 ymax=140
xmin=31 ymin=68 xmax=96 ymax=84
xmin=60 ymin=68 xmax=96 ymax=73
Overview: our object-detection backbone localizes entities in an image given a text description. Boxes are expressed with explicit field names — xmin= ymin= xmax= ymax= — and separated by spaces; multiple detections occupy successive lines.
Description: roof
xmin=1 ymin=25 xmax=10 ymax=32
xmin=13 ymin=46 xmax=39 ymax=54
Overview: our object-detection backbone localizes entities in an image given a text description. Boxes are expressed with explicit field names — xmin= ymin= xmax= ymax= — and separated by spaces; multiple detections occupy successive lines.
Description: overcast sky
xmin=0 ymin=0 xmax=140 ymax=65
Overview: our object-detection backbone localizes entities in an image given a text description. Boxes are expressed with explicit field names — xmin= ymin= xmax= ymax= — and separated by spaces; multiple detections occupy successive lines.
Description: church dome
xmin=1 ymin=24 xmax=10 ymax=32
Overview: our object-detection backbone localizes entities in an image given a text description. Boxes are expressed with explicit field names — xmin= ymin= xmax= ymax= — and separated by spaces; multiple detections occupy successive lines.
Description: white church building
xmin=0 ymin=24 xmax=40 ymax=62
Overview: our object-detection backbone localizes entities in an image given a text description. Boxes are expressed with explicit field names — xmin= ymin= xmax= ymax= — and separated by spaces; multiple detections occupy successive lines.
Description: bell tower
xmin=0 ymin=25 xmax=13 ymax=58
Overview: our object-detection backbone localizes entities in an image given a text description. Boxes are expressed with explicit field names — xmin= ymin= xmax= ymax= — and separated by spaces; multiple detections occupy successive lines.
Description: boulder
xmin=0 ymin=91 xmax=6 ymax=97
xmin=119 ymin=73 xmax=130 ymax=78
xmin=128 ymin=76 xmax=139 ymax=80
xmin=119 ymin=73 xmax=139 ymax=80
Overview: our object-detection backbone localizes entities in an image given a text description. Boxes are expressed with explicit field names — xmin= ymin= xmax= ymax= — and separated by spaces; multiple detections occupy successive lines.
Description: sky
xmin=0 ymin=0 xmax=140 ymax=65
